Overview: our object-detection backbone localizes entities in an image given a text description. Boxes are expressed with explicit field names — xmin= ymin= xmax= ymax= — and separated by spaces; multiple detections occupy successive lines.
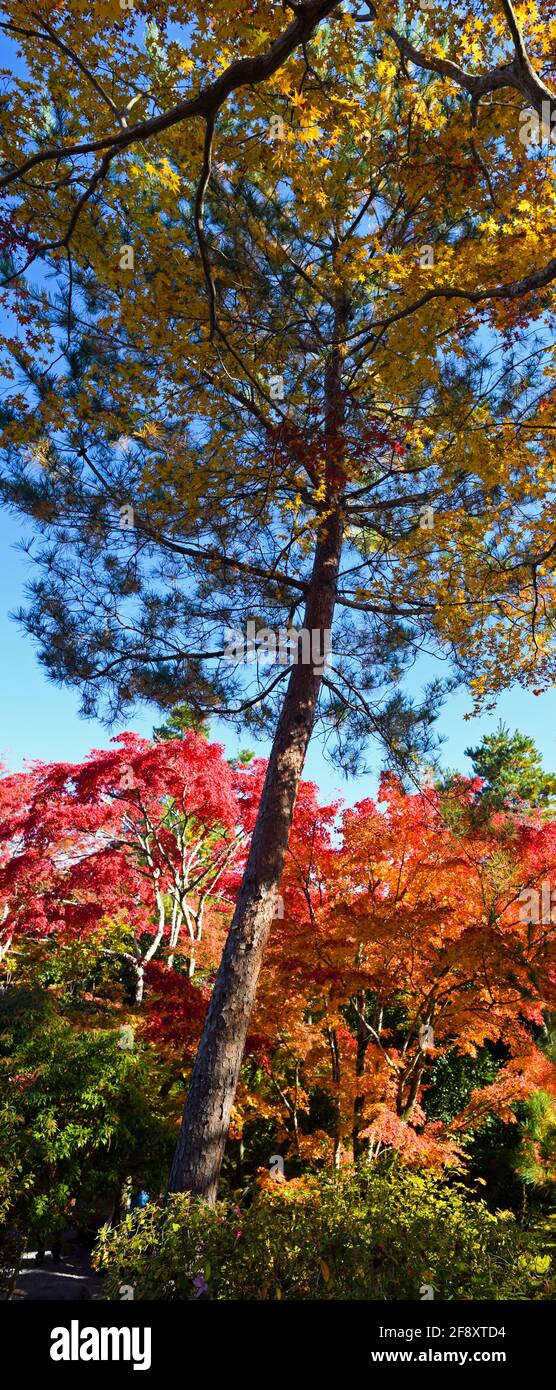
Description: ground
xmin=14 ymin=1234 xmax=104 ymax=1301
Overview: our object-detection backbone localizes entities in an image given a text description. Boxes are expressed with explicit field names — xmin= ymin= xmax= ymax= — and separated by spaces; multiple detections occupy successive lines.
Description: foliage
xmin=516 ymin=1091 xmax=556 ymax=1192
xmin=94 ymin=1163 xmax=553 ymax=1302
xmin=465 ymin=724 xmax=556 ymax=813
xmin=153 ymin=704 xmax=210 ymax=742
xmin=0 ymin=725 xmax=554 ymax=1280
xmin=2 ymin=735 xmax=556 ymax=1185
xmin=0 ymin=732 xmax=249 ymax=993
xmin=425 ymin=1046 xmax=504 ymax=1125
xmin=3 ymin=4 xmax=556 ymax=754
xmin=0 ymin=967 xmax=177 ymax=1247
xmin=244 ymin=773 xmax=556 ymax=1166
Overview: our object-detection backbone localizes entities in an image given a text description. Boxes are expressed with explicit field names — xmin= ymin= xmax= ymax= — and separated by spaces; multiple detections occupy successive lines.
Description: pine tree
xmin=153 ymin=704 xmax=210 ymax=742
xmin=465 ymin=723 xmax=556 ymax=813
xmin=3 ymin=7 xmax=556 ymax=1199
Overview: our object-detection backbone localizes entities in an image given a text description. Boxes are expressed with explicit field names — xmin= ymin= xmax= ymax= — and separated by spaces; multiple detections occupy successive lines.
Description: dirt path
xmin=15 ymin=1242 xmax=105 ymax=1301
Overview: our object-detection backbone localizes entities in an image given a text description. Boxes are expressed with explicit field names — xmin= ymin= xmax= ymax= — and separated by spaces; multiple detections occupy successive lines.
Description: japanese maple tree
xmin=250 ymin=774 xmax=556 ymax=1167
xmin=0 ymin=732 xmax=246 ymax=1000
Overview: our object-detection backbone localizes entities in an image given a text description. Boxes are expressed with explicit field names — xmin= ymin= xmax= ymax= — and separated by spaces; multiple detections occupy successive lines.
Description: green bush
xmin=94 ymin=1163 xmax=553 ymax=1300
xmin=0 ymin=978 xmax=177 ymax=1250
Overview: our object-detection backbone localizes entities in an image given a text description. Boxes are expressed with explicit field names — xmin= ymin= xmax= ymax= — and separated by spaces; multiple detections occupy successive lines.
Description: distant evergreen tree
xmin=153 ymin=704 xmax=210 ymax=742
xmin=465 ymin=722 xmax=556 ymax=812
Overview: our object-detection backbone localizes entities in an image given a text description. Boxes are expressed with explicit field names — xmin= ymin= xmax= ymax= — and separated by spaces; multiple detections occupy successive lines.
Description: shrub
xmin=94 ymin=1162 xmax=553 ymax=1300
xmin=0 ymin=978 xmax=177 ymax=1250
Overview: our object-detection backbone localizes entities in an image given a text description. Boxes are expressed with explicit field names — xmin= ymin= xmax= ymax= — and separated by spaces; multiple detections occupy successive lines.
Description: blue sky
xmin=3 ymin=504 xmax=556 ymax=806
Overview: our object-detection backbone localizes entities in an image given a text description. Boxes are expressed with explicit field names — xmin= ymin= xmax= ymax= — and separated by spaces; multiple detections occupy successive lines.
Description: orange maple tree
xmin=244 ymin=774 xmax=556 ymax=1168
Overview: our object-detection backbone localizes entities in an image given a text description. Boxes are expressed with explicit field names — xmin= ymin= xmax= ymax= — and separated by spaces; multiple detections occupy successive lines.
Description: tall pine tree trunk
xmin=168 ymin=510 xmax=343 ymax=1199
xmin=169 ymin=289 xmax=348 ymax=1201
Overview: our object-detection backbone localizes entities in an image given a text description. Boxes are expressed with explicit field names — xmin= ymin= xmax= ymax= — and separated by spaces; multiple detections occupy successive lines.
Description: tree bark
xmin=169 ymin=287 xmax=349 ymax=1202
xmin=168 ymin=508 xmax=343 ymax=1199
xmin=326 ymin=1024 xmax=342 ymax=1169
xmin=352 ymin=995 xmax=369 ymax=1162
